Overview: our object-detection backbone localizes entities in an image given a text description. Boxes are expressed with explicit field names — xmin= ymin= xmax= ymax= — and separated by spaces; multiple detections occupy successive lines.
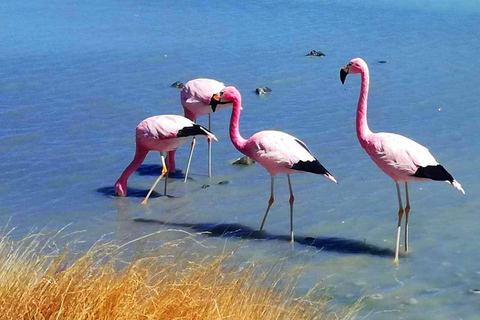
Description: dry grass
xmin=0 ymin=228 xmax=361 ymax=320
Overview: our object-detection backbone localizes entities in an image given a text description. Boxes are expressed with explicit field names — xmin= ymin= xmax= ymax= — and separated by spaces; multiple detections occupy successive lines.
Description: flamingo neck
xmin=356 ymin=69 xmax=373 ymax=143
xmin=229 ymin=101 xmax=248 ymax=152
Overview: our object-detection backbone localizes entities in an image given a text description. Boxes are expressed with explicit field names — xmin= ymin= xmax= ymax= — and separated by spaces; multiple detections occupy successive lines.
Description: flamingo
xmin=222 ymin=86 xmax=337 ymax=243
xmin=115 ymin=115 xmax=217 ymax=205
xmin=167 ymin=78 xmax=233 ymax=181
xmin=340 ymin=57 xmax=465 ymax=264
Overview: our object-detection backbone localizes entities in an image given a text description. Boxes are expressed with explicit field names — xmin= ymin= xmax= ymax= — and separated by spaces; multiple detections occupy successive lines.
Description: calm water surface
xmin=1 ymin=0 xmax=479 ymax=318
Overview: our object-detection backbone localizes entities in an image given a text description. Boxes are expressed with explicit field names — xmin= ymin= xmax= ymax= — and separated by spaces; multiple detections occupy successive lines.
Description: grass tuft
xmin=0 ymin=228 xmax=361 ymax=319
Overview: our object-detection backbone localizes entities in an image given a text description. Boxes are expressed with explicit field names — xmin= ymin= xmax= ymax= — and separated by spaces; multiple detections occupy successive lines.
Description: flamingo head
xmin=221 ymin=86 xmax=243 ymax=110
xmin=340 ymin=58 xmax=367 ymax=84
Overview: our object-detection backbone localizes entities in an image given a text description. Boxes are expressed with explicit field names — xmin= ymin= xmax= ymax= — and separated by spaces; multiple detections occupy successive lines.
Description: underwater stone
xmin=232 ymin=156 xmax=256 ymax=165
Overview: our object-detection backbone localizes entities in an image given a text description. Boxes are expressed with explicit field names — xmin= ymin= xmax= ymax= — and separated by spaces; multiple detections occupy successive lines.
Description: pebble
xmin=305 ymin=50 xmax=325 ymax=57
xmin=171 ymin=81 xmax=185 ymax=89
xmin=232 ymin=156 xmax=255 ymax=166
xmin=378 ymin=60 xmax=388 ymax=64
xmin=218 ymin=181 xmax=229 ymax=185
xmin=255 ymin=86 xmax=272 ymax=95
xmin=201 ymin=184 xmax=211 ymax=189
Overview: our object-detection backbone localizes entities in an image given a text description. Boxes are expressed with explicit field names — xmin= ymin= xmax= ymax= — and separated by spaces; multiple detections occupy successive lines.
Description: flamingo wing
xmin=249 ymin=131 xmax=335 ymax=181
xmin=139 ymin=115 xmax=216 ymax=140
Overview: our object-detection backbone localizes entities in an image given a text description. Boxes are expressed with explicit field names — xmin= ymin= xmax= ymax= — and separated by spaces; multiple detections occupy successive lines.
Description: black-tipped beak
xmin=210 ymin=93 xmax=222 ymax=112
xmin=340 ymin=68 xmax=348 ymax=84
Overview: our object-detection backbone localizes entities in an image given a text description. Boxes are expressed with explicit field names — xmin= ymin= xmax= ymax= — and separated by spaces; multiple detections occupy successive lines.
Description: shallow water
xmin=1 ymin=0 xmax=480 ymax=318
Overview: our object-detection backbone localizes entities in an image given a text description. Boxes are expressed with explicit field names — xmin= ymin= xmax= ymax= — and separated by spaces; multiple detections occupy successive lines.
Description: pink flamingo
xmin=115 ymin=115 xmax=217 ymax=204
xmin=340 ymin=57 xmax=465 ymax=264
xmin=167 ymin=78 xmax=232 ymax=181
xmin=222 ymin=86 xmax=337 ymax=243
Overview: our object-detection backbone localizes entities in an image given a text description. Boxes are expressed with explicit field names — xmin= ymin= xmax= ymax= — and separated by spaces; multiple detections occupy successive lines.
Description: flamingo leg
xmin=287 ymin=174 xmax=295 ymax=244
xmin=164 ymin=153 xmax=168 ymax=196
xmin=184 ymin=137 xmax=197 ymax=183
xmin=259 ymin=176 xmax=275 ymax=232
xmin=142 ymin=153 xmax=167 ymax=205
xmin=404 ymin=182 xmax=410 ymax=253
xmin=208 ymin=114 xmax=212 ymax=178
xmin=394 ymin=182 xmax=404 ymax=265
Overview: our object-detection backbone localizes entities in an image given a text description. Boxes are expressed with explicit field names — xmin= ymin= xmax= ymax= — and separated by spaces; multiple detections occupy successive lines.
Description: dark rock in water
xmin=218 ymin=180 xmax=229 ymax=185
xmin=255 ymin=86 xmax=272 ymax=95
xmin=201 ymin=184 xmax=211 ymax=189
xmin=171 ymin=81 xmax=185 ymax=89
xmin=233 ymin=156 xmax=255 ymax=166
xmin=305 ymin=50 xmax=325 ymax=57
xmin=378 ymin=60 xmax=388 ymax=64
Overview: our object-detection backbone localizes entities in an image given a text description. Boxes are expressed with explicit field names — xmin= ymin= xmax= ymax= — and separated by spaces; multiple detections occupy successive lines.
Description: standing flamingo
xmin=222 ymin=86 xmax=337 ymax=243
xmin=167 ymin=78 xmax=233 ymax=181
xmin=115 ymin=115 xmax=217 ymax=204
xmin=340 ymin=57 xmax=465 ymax=264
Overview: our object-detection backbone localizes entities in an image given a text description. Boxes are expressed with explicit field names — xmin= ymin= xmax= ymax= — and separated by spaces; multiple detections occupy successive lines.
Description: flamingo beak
xmin=340 ymin=66 xmax=349 ymax=84
xmin=210 ymin=93 xmax=222 ymax=112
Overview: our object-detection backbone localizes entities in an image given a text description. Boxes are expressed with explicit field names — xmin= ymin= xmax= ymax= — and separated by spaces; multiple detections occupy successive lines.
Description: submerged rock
xmin=232 ymin=156 xmax=255 ymax=166
xmin=378 ymin=60 xmax=388 ymax=64
xmin=255 ymin=86 xmax=272 ymax=95
xmin=305 ymin=50 xmax=325 ymax=57
xmin=171 ymin=81 xmax=185 ymax=89
xmin=218 ymin=180 xmax=229 ymax=185
xmin=469 ymin=289 xmax=480 ymax=295
xmin=201 ymin=184 xmax=211 ymax=189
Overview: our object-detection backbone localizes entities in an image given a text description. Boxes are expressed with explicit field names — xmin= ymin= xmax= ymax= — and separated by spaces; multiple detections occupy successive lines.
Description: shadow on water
xmin=134 ymin=218 xmax=394 ymax=258
xmin=96 ymin=186 xmax=164 ymax=198
xmin=136 ymin=165 xmax=188 ymax=180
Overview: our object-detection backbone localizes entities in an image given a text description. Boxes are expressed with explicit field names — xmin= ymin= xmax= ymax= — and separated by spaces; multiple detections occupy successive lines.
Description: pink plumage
xmin=115 ymin=115 xmax=216 ymax=198
xmin=168 ymin=78 xmax=232 ymax=178
xmin=341 ymin=57 xmax=465 ymax=264
xmin=222 ymin=86 xmax=337 ymax=243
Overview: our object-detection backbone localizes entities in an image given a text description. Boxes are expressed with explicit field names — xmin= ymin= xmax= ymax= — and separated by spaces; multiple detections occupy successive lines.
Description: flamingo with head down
xmin=222 ymin=86 xmax=337 ymax=243
xmin=167 ymin=78 xmax=233 ymax=181
xmin=115 ymin=114 xmax=217 ymax=204
xmin=340 ymin=57 xmax=465 ymax=264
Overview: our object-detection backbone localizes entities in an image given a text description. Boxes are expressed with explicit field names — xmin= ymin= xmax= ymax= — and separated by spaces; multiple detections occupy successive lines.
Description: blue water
xmin=1 ymin=0 xmax=480 ymax=318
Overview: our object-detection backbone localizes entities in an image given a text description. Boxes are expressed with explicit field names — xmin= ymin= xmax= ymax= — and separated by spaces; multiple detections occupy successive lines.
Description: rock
xmin=171 ymin=81 xmax=185 ymax=89
xmin=218 ymin=180 xmax=229 ymax=185
xmin=255 ymin=86 xmax=272 ymax=95
xmin=232 ymin=156 xmax=255 ymax=166
xmin=305 ymin=50 xmax=325 ymax=57
xmin=469 ymin=289 xmax=480 ymax=294
xmin=378 ymin=60 xmax=388 ymax=64
xmin=201 ymin=184 xmax=211 ymax=189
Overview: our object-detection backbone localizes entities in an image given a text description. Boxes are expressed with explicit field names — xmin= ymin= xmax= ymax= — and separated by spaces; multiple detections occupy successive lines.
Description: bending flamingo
xmin=222 ymin=86 xmax=337 ymax=243
xmin=167 ymin=78 xmax=233 ymax=181
xmin=340 ymin=57 xmax=465 ymax=264
xmin=115 ymin=115 xmax=217 ymax=204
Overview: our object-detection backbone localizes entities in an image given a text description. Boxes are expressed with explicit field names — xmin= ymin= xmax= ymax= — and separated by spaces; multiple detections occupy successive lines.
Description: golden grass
xmin=0 ymin=228 xmax=361 ymax=320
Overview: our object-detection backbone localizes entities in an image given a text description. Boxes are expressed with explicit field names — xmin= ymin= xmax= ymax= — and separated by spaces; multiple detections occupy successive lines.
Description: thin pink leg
xmin=259 ymin=176 xmax=275 ymax=232
xmin=287 ymin=174 xmax=295 ymax=244
xmin=404 ymin=182 xmax=410 ymax=253
xmin=184 ymin=137 xmax=196 ymax=183
xmin=208 ymin=114 xmax=212 ymax=178
xmin=394 ymin=182 xmax=404 ymax=266
xmin=142 ymin=153 xmax=167 ymax=205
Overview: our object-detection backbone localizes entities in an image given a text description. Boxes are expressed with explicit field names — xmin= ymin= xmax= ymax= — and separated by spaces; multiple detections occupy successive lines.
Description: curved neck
xmin=356 ymin=68 xmax=372 ymax=143
xmin=229 ymin=101 xmax=248 ymax=152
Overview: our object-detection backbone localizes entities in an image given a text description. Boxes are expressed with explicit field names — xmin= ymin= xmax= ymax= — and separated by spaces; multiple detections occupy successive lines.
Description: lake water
xmin=1 ymin=0 xmax=479 ymax=318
